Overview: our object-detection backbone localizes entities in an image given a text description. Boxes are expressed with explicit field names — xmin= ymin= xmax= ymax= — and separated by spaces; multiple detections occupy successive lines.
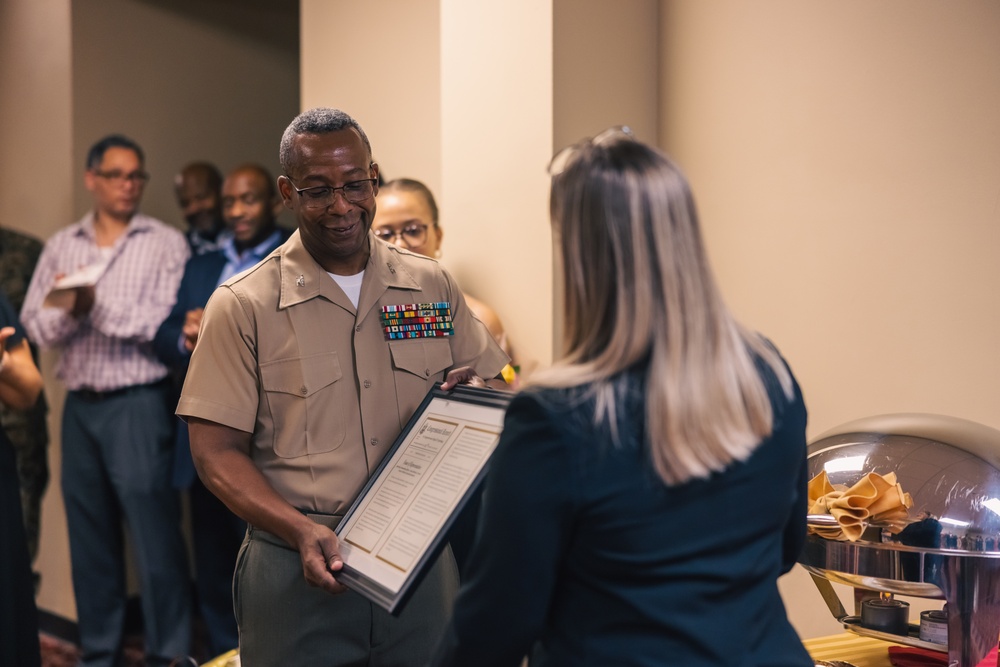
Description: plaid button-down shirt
xmin=21 ymin=211 xmax=189 ymax=392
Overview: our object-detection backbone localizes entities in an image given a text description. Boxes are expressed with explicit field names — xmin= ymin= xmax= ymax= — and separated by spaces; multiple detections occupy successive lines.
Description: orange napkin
xmin=808 ymin=470 xmax=913 ymax=541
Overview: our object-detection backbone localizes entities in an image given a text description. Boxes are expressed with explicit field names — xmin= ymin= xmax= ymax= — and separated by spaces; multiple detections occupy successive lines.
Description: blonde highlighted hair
xmin=536 ymin=129 xmax=793 ymax=485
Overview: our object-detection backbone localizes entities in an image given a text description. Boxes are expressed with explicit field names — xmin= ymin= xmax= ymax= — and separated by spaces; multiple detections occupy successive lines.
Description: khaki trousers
xmin=235 ymin=515 xmax=458 ymax=666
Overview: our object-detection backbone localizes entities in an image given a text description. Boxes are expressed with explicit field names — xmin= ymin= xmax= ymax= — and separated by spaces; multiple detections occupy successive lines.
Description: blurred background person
xmin=175 ymin=161 xmax=231 ymax=255
xmin=154 ymin=163 xmax=290 ymax=659
xmin=373 ymin=178 xmax=515 ymax=367
xmin=0 ymin=289 xmax=45 ymax=667
xmin=21 ymin=134 xmax=192 ymax=666
xmin=430 ymin=130 xmax=812 ymax=667
xmin=0 ymin=225 xmax=49 ymax=589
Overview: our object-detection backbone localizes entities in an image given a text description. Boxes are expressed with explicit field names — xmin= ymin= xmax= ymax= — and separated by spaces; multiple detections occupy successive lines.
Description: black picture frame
xmin=334 ymin=382 xmax=513 ymax=614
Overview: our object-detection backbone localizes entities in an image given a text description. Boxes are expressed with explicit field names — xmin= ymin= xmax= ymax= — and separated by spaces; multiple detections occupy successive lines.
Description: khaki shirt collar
xmin=278 ymin=229 xmax=423 ymax=314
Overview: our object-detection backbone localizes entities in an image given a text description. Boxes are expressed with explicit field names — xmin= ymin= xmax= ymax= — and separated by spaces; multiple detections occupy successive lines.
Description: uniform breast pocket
xmin=388 ymin=339 xmax=454 ymax=422
xmin=259 ymin=352 xmax=346 ymax=458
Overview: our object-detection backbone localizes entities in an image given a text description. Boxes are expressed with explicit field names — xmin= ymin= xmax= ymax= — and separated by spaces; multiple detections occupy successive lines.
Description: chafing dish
xmin=799 ymin=413 xmax=1000 ymax=667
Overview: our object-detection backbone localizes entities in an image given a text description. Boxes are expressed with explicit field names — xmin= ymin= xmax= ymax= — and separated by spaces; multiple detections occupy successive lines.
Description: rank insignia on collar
xmin=380 ymin=302 xmax=454 ymax=340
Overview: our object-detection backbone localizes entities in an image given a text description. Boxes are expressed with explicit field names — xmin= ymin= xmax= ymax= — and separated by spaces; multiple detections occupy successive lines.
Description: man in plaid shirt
xmin=21 ymin=134 xmax=192 ymax=666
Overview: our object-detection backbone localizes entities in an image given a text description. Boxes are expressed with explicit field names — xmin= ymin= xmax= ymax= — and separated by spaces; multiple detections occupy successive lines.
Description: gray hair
xmin=279 ymin=108 xmax=372 ymax=174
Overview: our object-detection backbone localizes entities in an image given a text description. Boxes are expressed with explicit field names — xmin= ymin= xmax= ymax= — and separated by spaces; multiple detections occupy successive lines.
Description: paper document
xmin=43 ymin=262 xmax=109 ymax=309
xmin=335 ymin=384 xmax=512 ymax=613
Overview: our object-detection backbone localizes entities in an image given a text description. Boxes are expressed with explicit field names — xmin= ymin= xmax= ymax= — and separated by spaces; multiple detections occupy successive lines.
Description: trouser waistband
xmin=250 ymin=511 xmax=344 ymax=550
xmin=70 ymin=378 xmax=169 ymax=402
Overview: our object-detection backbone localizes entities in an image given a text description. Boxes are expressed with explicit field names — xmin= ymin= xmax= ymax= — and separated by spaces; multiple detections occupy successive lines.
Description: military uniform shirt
xmin=177 ymin=230 xmax=508 ymax=515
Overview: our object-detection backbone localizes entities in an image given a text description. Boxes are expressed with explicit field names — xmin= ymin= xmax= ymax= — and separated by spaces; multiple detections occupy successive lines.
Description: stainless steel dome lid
xmin=800 ymin=414 xmax=1000 ymax=667
xmin=807 ymin=413 xmax=1000 ymax=551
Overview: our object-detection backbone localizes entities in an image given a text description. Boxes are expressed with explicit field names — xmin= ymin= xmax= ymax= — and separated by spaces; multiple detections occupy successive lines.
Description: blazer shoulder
xmin=184 ymin=249 xmax=227 ymax=274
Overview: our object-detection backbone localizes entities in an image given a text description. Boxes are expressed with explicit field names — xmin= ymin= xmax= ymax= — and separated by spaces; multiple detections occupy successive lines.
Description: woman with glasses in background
xmin=372 ymin=179 xmax=516 ymax=372
xmin=429 ymin=130 xmax=813 ymax=667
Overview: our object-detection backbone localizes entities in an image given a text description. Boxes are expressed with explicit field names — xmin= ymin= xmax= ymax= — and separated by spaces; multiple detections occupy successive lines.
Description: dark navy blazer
xmin=154 ymin=228 xmax=291 ymax=486
xmin=431 ymin=352 xmax=813 ymax=667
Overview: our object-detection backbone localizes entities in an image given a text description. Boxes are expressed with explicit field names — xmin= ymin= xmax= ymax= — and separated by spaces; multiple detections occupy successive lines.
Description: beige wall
xmin=301 ymin=0 xmax=442 ymax=196
xmin=660 ymin=0 xmax=1000 ymax=638
xmin=554 ymin=0 xmax=660 ymax=149
xmin=439 ymin=0 xmax=554 ymax=372
xmin=72 ymin=0 xmax=300 ymax=227
xmin=0 ymin=0 xmax=74 ymax=243
xmin=552 ymin=0 xmax=660 ymax=353
xmin=0 ymin=0 xmax=76 ymax=623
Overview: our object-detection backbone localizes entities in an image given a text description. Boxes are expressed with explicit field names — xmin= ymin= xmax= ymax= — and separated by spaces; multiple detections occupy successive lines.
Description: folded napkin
xmin=808 ymin=470 xmax=913 ymax=541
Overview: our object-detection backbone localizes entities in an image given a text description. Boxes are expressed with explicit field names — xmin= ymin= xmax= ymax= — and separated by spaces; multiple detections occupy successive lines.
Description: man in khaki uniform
xmin=177 ymin=108 xmax=507 ymax=665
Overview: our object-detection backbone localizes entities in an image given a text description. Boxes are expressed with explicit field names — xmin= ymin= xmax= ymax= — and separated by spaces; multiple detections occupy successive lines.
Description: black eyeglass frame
xmin=90 ymin=169 xmax=150 ymax=185
xmin=285 ymin=176 xmax=378 ymax=209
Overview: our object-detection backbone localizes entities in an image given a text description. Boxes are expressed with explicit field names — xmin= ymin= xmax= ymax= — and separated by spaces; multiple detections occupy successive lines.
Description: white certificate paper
xmin=336 ymin=384 xmax=511 ymax=613
xmin=42 ymin=261 xmax=110 ymax=309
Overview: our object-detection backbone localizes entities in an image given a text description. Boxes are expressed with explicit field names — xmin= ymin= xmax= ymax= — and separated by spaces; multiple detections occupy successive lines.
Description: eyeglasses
xmin=373 ymin=224 xmax=429 ymax=248
xmin=286 ymin=177 xmax=377 ymax=210
xmin=92 ymin=169 xmax=150 ymax=185
xmin=548 ymin=125 xmax=633 ymax=176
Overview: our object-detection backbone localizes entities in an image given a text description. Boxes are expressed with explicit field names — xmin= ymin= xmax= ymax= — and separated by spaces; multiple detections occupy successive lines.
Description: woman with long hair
xmin=430 ymin=129 xmax=812 ymax=666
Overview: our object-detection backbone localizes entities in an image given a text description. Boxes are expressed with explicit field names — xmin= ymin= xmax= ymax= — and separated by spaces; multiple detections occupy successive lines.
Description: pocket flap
xmin=260 ymin=352 xmax=342 ymax=397
xmin=389 ymin=340 xmax=453 ymax=379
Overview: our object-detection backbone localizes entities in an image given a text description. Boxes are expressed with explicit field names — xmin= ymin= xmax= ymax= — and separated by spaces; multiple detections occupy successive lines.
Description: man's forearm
xmin=188 ymin=417 xmax=317 ymax=548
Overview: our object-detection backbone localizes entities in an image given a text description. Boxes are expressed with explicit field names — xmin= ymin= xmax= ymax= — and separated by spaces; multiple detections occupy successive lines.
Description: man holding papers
xmin=21 ymin=134 xmax=191 ymax=666
xmin=178 ymin=108 xmax=507 ymax=666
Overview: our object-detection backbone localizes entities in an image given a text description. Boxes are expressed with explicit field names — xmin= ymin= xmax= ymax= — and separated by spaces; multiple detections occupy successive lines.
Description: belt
xmin=71 ymin=378 xmax=169 ymax=402
xmin=251 ymin=511 xmax=344 ymax=550
xmin=303 ymin=511 xmax=343 ymax=531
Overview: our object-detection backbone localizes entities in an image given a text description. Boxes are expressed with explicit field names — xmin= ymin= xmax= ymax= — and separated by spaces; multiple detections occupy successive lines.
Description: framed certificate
xmin=335 ymin=383 xmax=513 ymax=614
